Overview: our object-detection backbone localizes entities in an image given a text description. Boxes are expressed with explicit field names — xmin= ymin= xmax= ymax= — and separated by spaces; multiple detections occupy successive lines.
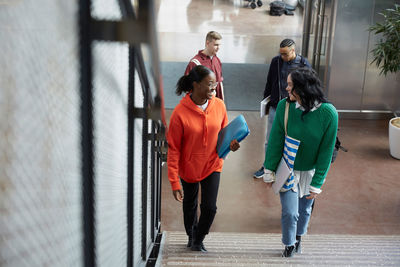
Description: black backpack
xmin=270 ymin=1 xmax=286 ymax=16
xmin=331 ymin=132 xmax=348 ymax=163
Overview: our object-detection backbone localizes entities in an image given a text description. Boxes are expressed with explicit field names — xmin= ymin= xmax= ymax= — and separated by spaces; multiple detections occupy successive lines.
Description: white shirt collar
xmin=197 ymin=100 xmax=209 ymax=111
xmin=295 ymin=101 xmax=321 ymax=112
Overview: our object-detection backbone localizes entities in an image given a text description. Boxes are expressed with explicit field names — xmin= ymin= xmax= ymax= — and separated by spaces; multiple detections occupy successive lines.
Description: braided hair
xmin=280 ymin=38 xmax=295 ymax=48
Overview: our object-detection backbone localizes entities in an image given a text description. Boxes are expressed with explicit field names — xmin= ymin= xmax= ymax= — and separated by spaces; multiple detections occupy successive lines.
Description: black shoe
xmin=282 ymin=245 xmax=295 ymax=257
xmin=191 ymin=242 xmax=207 ymax=252
xmin=295 ymin=239 xmax=301 ymax=253
xmin=295 ymin=235 xmax=301 ymax=253
xmin=187 ymin=237 xmax=192 ymax=248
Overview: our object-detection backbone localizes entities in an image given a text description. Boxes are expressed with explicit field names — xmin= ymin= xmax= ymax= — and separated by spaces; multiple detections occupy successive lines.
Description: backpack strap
xmin=299 ymin=55 xmax=306 ymax=67
xmin=278 ymin=56 xmax=281 ymax=100
xmin=191 ymin=59 xmax=201 ymax=66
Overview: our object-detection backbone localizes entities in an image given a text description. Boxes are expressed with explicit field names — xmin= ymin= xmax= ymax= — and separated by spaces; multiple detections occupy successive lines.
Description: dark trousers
xmin=181 ymin=172 xmax=220 ymax=239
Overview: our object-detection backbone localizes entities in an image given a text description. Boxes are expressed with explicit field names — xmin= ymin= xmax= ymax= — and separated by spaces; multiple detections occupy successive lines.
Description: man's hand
xmin=173 ymin=189 xmax=184 ymax=202
xmin=230 ymin=139 xmax=240 ymax=152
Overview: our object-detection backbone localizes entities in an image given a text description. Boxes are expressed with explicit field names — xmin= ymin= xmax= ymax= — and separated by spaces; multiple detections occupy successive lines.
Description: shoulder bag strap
xmin=284 ymin=100 xmax=289 ymax=135
xmin=191 ymin=59 xmax=201 ymax=65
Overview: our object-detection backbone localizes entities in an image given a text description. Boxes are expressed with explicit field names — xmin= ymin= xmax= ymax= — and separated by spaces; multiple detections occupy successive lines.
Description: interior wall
xmin=328 ymin=0 xmax=374 ymax=111
xmin=327 ymin=0 xmax=400 ymax=115
xmin=363 ymin=0 xmax=400 ymax=115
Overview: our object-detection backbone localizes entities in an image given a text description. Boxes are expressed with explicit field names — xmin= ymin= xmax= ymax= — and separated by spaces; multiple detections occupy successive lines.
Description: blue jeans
xmin=279 ymin=187 xmax=314 ymax=246
xmin=264 ymin=107 xmax=276 ymax=153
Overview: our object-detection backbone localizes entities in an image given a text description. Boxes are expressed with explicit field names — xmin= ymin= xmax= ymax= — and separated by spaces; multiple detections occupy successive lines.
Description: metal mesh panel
xmin=133 ymin=70 xmax=144 ymax=266
xmin=0 ymin=1 xmax=82 ymax=266
xmin=92 ymin=41 xmax=129 ymax=267
xmin=91 ymin=0 xmax=122 ymax=20
xmin=1 ymin=0 xmax=162 ymax=266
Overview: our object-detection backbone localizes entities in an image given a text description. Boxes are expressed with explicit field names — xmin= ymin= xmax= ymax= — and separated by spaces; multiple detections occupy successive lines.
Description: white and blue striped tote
xmin=281 ymin=135 xmax=300 ymax=190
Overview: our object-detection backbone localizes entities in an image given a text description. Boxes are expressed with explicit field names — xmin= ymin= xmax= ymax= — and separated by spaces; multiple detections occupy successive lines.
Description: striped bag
xmin=281 ymin=135 xmax=300 ymax=191
xmin=273 ymin=101 xmax=300 ymax=193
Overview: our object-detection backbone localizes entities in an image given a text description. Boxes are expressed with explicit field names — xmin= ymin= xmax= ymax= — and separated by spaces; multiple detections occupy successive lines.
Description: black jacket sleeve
xmin=263 ymin=56 xmax=280 ymax=106
xmin=263 ymin=64 xmax=273 ymax=99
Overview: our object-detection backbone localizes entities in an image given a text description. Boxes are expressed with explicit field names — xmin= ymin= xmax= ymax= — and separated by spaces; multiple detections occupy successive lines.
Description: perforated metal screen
xmin=1 ymin=1 xmax=162 ymax=266
xmin=92 ymin=41 xmax=129 ymax=267
xmin=0 ymin=1 xmax=82 ymax=266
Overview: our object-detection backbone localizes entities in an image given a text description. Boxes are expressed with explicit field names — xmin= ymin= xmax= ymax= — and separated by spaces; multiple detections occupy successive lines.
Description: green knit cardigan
xmin=264 ymin=99 xmax=338 ymax=189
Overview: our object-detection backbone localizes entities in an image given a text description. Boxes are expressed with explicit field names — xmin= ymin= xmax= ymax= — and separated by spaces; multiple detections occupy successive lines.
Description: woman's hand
xmin=230 ymin=139 xmax=240 ymax=152
xmin=173 ymin=189 xmax=184 ymax=202
xmin=306 ymin=192 xmax=318 ymax=200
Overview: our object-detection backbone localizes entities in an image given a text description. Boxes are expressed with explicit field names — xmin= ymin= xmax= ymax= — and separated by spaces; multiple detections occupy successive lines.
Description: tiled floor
xmin=157 ymin=0 xmax=400 ymax=237
xmin=156 ymin=0 xmax=303 ymax=64
xmin=161 ymin=110 xmax=400 ymax=236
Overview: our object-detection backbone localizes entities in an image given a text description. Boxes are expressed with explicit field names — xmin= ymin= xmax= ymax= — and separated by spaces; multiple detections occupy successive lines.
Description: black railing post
xmin=127 ymin=46 xmax=135 ymax=267
xmin=150 ymin=122 xmax=156 ymax=242
xmin=141 ymin=84 xmax=149 ymax=260
xmin=156 ymin=124 xmax=163 ymax=229
xmin=79 ymin=0 xmax=95 ymax=266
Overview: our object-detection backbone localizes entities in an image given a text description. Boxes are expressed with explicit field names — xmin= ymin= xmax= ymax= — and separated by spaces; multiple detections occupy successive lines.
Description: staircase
xmin=158 ymin=231 xmax=400 ymax=266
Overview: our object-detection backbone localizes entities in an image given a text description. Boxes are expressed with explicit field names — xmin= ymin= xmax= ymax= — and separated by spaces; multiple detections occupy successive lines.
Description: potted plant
xmin=389 ymin=117 xmax=400 ymax=159
xmin=369 ymin=4 xmax=400 ymax=159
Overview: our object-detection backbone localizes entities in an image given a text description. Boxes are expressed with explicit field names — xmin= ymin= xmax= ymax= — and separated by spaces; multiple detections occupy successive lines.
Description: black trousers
xmin=181 ymin=172 xmax=220 ymax=239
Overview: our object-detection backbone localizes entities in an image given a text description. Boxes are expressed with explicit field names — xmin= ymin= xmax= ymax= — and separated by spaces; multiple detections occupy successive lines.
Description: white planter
xmin=389 ymin=117 xmax=400 ymax=159
xmin=283 ymin=0 xmax=299 ymax=8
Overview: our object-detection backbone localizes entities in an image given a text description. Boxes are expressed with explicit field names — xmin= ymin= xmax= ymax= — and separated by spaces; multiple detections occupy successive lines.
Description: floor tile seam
xmin=164 ymin=249 xmax=400 ymax=253
xmin=164 ymin=248 xmax=400 ymax=253
xmin=168 ymin=237 xmax=400 ymax=244
xmin=166 ymin=231 xmax=400 ymax=239
xmin=163 ymin=256 xmax=399 ymax=266
xmin=162 ymin=254 xmax=400 ymax=258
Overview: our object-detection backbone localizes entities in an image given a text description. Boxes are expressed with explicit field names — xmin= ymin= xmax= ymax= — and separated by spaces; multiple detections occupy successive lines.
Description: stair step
xmin=158 ymin=231 xmax=400 ymax=266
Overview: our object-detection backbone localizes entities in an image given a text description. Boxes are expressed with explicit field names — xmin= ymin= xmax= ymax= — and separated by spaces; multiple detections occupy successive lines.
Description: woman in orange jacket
xmin=167 ymin=65 xmax=240 ymax=252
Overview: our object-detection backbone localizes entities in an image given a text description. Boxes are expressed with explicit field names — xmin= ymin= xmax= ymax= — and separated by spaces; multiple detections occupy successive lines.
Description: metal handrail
xmin=79 ymin=0 xmax=165 ymax=266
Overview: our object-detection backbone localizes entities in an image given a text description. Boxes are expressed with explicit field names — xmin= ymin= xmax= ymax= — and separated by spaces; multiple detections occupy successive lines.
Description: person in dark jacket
xmin=253 ymin=39 xmax=311 ymax=178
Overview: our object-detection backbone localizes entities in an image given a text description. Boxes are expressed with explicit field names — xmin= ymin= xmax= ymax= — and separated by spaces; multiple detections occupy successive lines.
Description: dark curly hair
xmin=289 ymin=67 xmax=329 ymax=119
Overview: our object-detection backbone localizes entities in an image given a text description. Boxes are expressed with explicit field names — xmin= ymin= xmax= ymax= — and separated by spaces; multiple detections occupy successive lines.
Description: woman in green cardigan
xmin=263 ymin=67 xmax=338 ymax=257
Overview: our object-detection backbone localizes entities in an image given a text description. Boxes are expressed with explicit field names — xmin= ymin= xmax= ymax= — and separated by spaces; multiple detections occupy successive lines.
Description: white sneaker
xmin=263 ymin=170 xmax=275 ymax=183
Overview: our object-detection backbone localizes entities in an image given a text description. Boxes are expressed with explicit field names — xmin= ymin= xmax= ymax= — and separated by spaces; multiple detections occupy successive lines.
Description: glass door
xmin=302 ymin=0 xmax=335 ymax=87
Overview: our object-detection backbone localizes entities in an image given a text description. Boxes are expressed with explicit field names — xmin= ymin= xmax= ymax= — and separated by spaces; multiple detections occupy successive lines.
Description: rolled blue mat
xmin=217 ymin=114 xmax=250 ymax=159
